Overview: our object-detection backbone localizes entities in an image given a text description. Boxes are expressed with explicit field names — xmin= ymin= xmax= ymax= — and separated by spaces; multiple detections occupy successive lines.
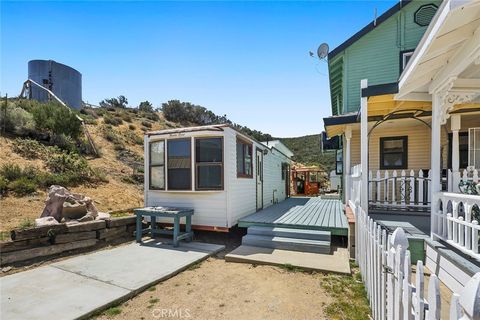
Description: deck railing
xmin=448 ymin=168 xmax=479 ymax=193
xmin=432 ymin=192 xmax=480 ymax=260
xmin=368 ymin=169 xmax=431 ymax=211
xmin=355 ymin=204 xmax=480 ymax=319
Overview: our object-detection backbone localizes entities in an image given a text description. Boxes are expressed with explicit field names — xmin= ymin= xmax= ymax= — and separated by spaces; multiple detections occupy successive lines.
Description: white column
xmin=451 ymin=114 xmax=461 ymax=192
xmin=431 ymin=93 xmax=442 ymax=239
xmin=360 ymin=79 xmax=369 ymax=212
xmin=345 ymin=127 xmax=352 ymax=205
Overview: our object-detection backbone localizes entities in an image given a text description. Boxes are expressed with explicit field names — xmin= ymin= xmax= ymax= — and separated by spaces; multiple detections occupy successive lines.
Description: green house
xmin=328 ymin=0 xmax=441 ymax=116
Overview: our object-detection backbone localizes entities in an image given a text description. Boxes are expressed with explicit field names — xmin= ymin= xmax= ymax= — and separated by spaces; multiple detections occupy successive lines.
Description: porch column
xmin=360 ymin=79 xmax=369 ymax=212
xmin=451 ymin=114 xmax=461 ymax=192
xmin=431 ymin=93 xmax=442 ymax=239
xmin=344 ymin=127 xmax=352 ymax=206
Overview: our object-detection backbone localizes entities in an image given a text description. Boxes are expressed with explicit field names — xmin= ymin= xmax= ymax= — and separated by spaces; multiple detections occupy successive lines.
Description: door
xmin=256 ymin=149 xmax=263 ymax=210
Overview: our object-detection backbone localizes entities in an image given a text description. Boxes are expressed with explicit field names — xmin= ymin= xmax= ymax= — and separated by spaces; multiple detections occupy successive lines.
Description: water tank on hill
xmin=28 ymin=60 xmax=82 ymax=109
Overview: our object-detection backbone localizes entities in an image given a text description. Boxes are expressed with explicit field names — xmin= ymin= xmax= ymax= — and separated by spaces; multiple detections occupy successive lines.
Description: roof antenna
xmin=374 ymin=7 xmax=378 ymax=26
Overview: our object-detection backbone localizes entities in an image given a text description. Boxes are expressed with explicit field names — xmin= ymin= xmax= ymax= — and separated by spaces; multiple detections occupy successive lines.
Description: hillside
xmin=279 ymin=134 xmax=335 ymax=172
xmin=0 ymin=102 xmax=182 ymax=232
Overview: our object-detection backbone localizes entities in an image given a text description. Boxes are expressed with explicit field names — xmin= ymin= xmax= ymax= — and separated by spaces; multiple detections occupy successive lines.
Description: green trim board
xmin=238 ymin=198 xmax=348 ymax=236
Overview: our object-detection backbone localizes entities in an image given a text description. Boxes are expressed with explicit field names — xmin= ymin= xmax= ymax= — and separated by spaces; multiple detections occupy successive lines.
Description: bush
xmin=143 ymin=112 xmax=159 ymax=121
xmin=120 ymin=113 xmax=132 ymax=122
xmin=0 ymin=106 xmax=35 ymax=135
xmin=30 ymin=102 xmax=82 ymax=139
xmin=12 ymin=138 xmax=49 ymax=160
xmin=8 ymin=177 xmax=37 ymax=196
xmin=77 ymin=138 xmax=98 ymax=157
xmin=0 ymin=176 xmax=8 ymax=195
xmin=50 ymin=134 xmax=78 ymax=153
xmin=141 ymin=120 xmax=152 ymax=128
xmin=113 ymin=142 xmax=125 ymax=151
xmin=0 ymin=163 xmax=23 ymax=181
xmin=128 ymin=124 xmax=136 ymax=130
xmin=104 ymin=116 xmax=123 ymax=126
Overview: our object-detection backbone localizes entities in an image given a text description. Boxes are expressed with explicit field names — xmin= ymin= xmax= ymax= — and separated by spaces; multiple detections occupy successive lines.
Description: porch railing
xmin=368 ymin=169 xmax=431 ymax=211
xmin=447 ymin=168 xmax=479 ymax=193
xmin=432 ymin=192 xmax=480 ymax=260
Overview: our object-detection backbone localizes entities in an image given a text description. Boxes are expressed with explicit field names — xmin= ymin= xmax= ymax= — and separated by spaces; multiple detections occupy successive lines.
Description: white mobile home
xmin=143 ymin=124 xmax=293 ymax=231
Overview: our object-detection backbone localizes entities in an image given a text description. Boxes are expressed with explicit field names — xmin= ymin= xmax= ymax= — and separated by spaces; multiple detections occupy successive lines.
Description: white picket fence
xmin=356 ymin=205 xmax=480 ymax=319
xmin=432 ymin=192 xmax=480 ymax=260
xmin=368 ymin=169 xmax=432 ymax=210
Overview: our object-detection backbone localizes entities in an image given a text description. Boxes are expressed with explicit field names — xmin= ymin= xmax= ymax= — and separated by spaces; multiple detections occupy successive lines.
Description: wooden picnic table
xmin=134 ymin=207 xmax=194 ymax=247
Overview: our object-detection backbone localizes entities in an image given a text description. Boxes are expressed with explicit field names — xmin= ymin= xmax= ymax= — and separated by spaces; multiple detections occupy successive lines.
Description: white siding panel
xmin=262 ymin=149 xmax=290 ymax=208
xmin=225 ymin=128 xmax=258 ymax=227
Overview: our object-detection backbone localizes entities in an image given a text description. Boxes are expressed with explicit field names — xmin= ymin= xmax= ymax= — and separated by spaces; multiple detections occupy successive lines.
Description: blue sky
xmin=1 ymin=0 xmax=396 ymax=137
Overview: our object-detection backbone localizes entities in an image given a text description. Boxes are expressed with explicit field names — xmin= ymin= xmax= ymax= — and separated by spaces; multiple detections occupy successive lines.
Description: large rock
xmin=41 ymin=186 xmax=99 ymax=222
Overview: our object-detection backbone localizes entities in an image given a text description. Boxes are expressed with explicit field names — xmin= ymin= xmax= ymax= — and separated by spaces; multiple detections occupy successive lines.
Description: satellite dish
xmin=317 ymin=43 xmax=329 ymax=60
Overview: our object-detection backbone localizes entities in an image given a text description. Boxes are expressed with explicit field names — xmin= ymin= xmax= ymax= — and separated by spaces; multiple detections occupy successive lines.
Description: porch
xmin=238 ymin=197 xmax=348 ymax=236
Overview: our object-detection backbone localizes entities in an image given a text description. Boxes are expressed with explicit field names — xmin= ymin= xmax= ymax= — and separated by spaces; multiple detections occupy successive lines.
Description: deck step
xmin=241 ymin=234 xmax=331 ymax=254
xmin=247 ymin=226 xmax=331 ymax=241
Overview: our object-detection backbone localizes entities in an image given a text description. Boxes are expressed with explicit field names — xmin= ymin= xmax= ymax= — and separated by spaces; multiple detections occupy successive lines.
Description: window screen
xmin=167 ymin=139 xmax=191 ymax=190
xmin=149 ymin=141 xmax=165 ymax=190
xmin=380 ymin=136 xmax=408 ymax=169
xmin=195 ymin=138 xmax=223 ymax=190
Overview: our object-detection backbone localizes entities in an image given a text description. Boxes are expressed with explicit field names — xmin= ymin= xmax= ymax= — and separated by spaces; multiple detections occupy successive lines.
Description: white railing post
xmin=360 ymin=79 xmax=369 ymax=212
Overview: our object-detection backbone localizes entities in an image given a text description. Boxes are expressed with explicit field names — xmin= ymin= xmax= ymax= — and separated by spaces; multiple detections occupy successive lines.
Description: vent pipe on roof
xmin=374 ymin=7 xmax=378 ymax=26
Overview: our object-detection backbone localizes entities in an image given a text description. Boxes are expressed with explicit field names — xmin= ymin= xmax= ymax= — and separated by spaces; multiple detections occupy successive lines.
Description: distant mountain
xmin=279 ymin=134 xmax=335 ymax=173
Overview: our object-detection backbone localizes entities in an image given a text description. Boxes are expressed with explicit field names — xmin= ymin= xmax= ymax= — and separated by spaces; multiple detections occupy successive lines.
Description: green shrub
xmin=50 ymin=134 xmax=78 ymax=153
xmin=0 ymin=106 xmax=35 ymax=135
xmin=128 ymin=124 xmax=136 ymax=130
xmin=12 ymin=138 xmax=49 ymax=160
xmin=77 ymin=138 xmax=98 ymax=157
xmin=121 ymin=113 xmax=132 ymax=122
xmin=31 ymin=102 xmax=82 ymax=139
xmin=8 ymin=177 xmax=38 ymax=196
xmin=113 ymin=142 xmax=125 ymax=151
xmin=104 ymin=116 xmax=123 ymax=126
xmin=143 ymin=112 xmax=159 ymax=121
xmin=141 ymin=120 xmax=152 ymax=128
xmin=0 ymin=176 xmax=8 ymax=195
xmin=95 ymin=108 xmax=106 ymax=116
xmin=0 ymin=163 xmax=23 ymax=181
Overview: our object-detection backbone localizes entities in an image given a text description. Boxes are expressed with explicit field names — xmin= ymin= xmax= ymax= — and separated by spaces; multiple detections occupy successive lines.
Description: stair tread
xmin=248 ymin=226 xmax=331 ymax=236
xmin=243 ymin=234 xmax=330 ymax=246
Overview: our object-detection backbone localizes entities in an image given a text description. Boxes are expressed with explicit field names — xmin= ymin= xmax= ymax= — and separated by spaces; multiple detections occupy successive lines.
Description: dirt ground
xmin=95 ymin=257 xmax=333 ymax=320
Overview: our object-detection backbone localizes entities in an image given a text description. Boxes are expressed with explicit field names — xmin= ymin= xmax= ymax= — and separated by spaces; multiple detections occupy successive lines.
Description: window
xmin=469 ymin=128 xmax=480 ymax=169
xmin=380 ymin=136 xmax=408 ymax=169
xmin=448 ymin=132 xmax=469 ymax=169
xmin=167 ymin=139 xmax=191 ymax=190
xmin=281 ymin=163 xmax=288 ymax=181
xmin=195 ymin=137 xmax=223 ymax=190
xmin=237 ymin=138 xmax=253 ymax=178
xmin=400 ymin=50 xmax=414 ymax=72
xmin=149 ymin=140 xmax=165 ymax=190
xmin=336 ymin=149 xmax=343 ymax=174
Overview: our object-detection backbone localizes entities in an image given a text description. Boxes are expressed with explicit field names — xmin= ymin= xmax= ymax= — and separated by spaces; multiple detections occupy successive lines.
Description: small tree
xmin=99 ymin=95 xmax=128 ymax=109
xmin=138 ymin=101 xmax=153 ymax=112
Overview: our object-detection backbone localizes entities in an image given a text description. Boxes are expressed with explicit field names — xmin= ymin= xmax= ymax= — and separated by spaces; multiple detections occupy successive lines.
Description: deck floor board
xmin=238 ymin=197 xmax=348 ymax=236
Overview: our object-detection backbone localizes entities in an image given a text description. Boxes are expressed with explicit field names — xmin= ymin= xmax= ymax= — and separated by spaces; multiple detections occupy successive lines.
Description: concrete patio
xmin=0 ymin=240 xmax=224 ymax=320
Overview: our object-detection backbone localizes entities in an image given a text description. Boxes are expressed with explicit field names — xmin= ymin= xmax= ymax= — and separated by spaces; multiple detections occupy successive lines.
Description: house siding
xmin=348 ymin=114 xmax=480 ymax=171
xmin=329 ymin=0 xmax=441 ymax=115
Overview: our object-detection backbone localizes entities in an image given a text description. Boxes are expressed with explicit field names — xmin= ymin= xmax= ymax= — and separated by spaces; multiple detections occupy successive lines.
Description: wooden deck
xmin=238 ymin=197 xmax=348 ymax=236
